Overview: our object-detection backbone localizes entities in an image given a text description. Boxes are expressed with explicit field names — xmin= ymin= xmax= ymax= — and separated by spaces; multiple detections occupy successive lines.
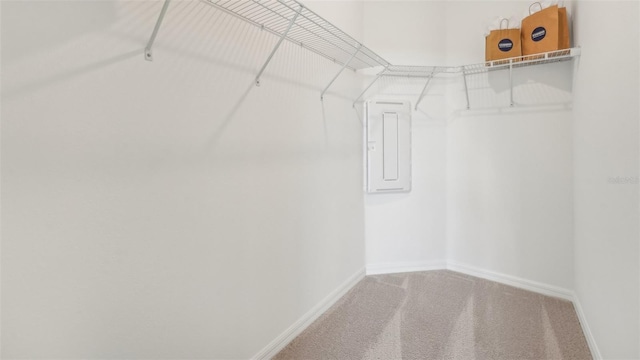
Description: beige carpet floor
xmin=274 ymin=270 xmax=592 ymax=360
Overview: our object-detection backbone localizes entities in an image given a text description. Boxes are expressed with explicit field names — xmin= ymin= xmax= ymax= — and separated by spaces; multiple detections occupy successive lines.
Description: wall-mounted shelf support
xmin=144 ymin=0 xmax=172 ymax=62
xmin=255 ymin=4 xmax=302 ymax=86
xmin=353 ymin=66 xmax=389 ymax=107
xmin=572 ymin=51 xmax=581 ymax=93
xmin=509 ymin=61 xmax=514 ymax=106
xmin=321 ymin=43 xmax=362 ymax=101
xmin=415 ymin=69 xmax=435 ymax=110
xmin=462 ymin=68 xmax=470 ymax=110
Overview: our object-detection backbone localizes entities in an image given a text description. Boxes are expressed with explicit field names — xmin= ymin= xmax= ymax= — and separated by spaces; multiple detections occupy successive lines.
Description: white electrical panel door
xmin=366 ymin=100 xmax=411 ymax=193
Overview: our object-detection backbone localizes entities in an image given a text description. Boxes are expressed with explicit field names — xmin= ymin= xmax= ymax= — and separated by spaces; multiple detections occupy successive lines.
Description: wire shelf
xmin=199 ymin=0 xmax=390 ymax=70
xmin=383 ymin=65 xmax=451 ymax=78
xmin=145 ymin=1 xmax=580 ymax=108
xmin=463 ymin=48 xmax=580 ymax=75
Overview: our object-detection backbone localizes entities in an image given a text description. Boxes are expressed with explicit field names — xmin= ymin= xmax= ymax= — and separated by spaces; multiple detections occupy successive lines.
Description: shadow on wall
xmin=140 ymin=0 xmax=364 ymax=156
xmin=362 ymin=75 xmax=449 ymax=125
xmin=1 ymin=0 xmax=137 ymax=99
xmin=204 ymin=81 xmax=256 ymax=153
xmin=1 ymin=0 xmax=117 ymax=65
xmin=151 ymin=0 xmax=359 ymax=98
xmin=483 ymin=61 xmax=575 ymax=93
xmin=2 ymin=50 xmax=141 ymax=99
xmin=461 ymin=60 xmax=575 ymax=110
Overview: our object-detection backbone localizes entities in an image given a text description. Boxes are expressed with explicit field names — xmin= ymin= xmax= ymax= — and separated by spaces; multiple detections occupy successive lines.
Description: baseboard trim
xmin=446 ymin=261 xmax=574 ymax=301
xmin=252 ymin=268 xmax=365 ymax=360
xmin=366 ymin=260 xmax=447 ymax=275
xmin=572 ymin=293 xmax=602 ymax=359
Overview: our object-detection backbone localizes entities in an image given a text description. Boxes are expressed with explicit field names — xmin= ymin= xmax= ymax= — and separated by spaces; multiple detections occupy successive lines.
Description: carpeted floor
xmin=274 ymin=270 xmax=592 ymax=360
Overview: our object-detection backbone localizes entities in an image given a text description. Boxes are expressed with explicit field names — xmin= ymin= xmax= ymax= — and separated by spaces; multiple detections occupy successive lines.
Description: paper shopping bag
xmin=485 ymin=19 xmax=522 ymax=64
xmin=521 ymin=3 xmax=570 ymax=56
xmin=558 ymin=7 xmax=570 ymax=50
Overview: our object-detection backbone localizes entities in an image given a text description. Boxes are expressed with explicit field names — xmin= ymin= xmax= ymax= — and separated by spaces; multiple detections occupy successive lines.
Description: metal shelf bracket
xmin=509 ymin=60 xmax=514 ymax=107
xmin=415 ymin=69 xmax=436 ymax=111
xmin=321 ymin=43 xmax=362 ymax=101
xmin=144 ymin=0 xmax=172 ymax=62
xmin=255 ymin=4 xmax=303 ymax=86
xmin=462 ymin=68 xmax=470 ymax=110
xmin=353 ymin=66 xmax=389 ymax=108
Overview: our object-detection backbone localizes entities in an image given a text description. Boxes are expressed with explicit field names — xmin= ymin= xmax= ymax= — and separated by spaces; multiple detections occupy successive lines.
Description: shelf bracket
xmin=414 ymin=69 xmax=436 ymax=111
xmin=144 ymin=0 xmax=172 ymax=62
xmin=509 ymin=60 xmax=514 ymax=107
xmin=321 ymin=43 xmax=362 ymax=101
xmin=572 ymin=49 xmax=581 ymax=93
xmin=352 ymin=66 xmax=389 ymax=108
xmin=255 ymin=4 xmax=302 ymax=86
xmin=462 ymin=67 xmax=470 ymax=110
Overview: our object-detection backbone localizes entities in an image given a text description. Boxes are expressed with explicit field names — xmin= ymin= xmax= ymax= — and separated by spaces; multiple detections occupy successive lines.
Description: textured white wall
xmin=444 ymin=1 xmax=575 ymax=290
xmin=362 ymin=1 xmax=449 ymax=271
xmin=572 ymin=1 xmax=640 ymax=358
xmin=0 ymin=1 xmax=365 ymax=358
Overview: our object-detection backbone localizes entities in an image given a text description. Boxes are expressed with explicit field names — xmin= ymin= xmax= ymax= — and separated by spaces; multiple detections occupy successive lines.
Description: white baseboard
xmin=446 ymin=261 xmax=575 ymax=301
xmin=252 ymin=268 xmax=365 ymax=360
xmin=366 ymin=260 xmax=447 ymax=275
xmin=572 ymin=293 xmax=602 ymax=359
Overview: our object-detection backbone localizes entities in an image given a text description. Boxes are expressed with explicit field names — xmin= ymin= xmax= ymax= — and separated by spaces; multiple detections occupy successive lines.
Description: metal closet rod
xmin=144 ymin=0 xmax=580 ymax=109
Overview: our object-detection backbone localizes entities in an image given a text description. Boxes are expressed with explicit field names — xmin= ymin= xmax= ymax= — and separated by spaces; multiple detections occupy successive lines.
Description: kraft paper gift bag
xmin=521 ymin=3 xmax=570 ymax=56
xmin=485 ymin=19 xmax=522 ymax=63
xmin=558 ymin=6 xmax=570 ymax=50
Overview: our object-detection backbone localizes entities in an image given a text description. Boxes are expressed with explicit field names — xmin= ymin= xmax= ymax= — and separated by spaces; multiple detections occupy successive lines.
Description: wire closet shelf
xmin=200 ymin=0 xmax=390 ymax=71
xmin=463 ymin=48 xmax=580 ymax=75
xmin=144 ymin=0 xmax=581 ymax=108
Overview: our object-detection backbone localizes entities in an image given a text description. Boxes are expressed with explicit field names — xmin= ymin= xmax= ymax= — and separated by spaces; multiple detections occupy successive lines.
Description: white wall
xmin=361 ymin=1 xmax=576 ymax=288
xmin=445 ymin=1 xmax=575 ymax=291
xmin=572 ymin=1 xmax=640 ymax=358
xmin=363 ymin=1 xmax=639 ymax=356
xmin=362 ymin=2 xmax=448 ymax=272
xmin=3 ymin=1 xmax=639 ymax=358
xmin=0 ymin=1 xmax=365 ymax=358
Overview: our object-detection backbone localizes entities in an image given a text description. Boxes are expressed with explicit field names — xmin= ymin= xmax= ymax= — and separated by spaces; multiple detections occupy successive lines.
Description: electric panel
xmin=365 ymin=100 xmax=411 ymax=193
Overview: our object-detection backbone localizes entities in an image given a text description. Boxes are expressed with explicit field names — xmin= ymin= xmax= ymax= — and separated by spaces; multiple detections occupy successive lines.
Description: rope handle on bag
xmin=529 ymin=2 xmax=543 ymax=15
xmin=500 ymin=18 xmax=509 ymax=30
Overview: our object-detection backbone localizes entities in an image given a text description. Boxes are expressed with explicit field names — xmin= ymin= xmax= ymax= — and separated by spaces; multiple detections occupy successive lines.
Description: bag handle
xmin=529 ymin=2 xmax=543 ymax=15
xmin=500 ymin=18 xmax=509 ymax=30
